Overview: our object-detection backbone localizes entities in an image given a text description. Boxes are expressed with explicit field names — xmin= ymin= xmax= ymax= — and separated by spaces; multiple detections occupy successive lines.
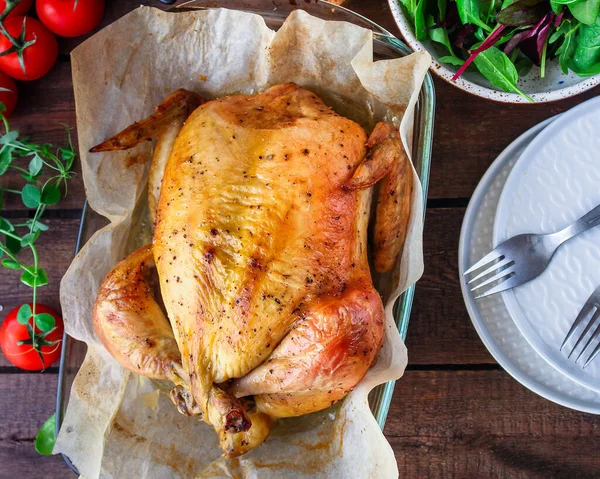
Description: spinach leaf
xmin=570 ymin=15 xmax=600 ymax=71
xmin=456 ymin=0 xmax=493 ymax=32
xmin=551 ymin=0 xmax=585 ymax=4
xmin=514 ymin=53 xmax=534 ymax=75
xmin=555 ymin=24 xmax=578 ymax=73
xmin=439 ymin=55 xmax=466 ymax=65
xmin=427 ymin=15 xmax=455 ymax=53
xmin=569 ymin=0 xmax=600 ymax=26
xmin=473 ymin=46 xmax=533 ymax=100
xmin=438 ymin=0 xmax=447 ymax=19
xmin=549 ymin=19 xmax=573 ymax=43
xmin=398 ymin=0 xmax=418 ymax=18
xmin=502 ymin=0 xmax=520 ymax=8
xmin=426 ymin=14 xmax=465 ymax=65
xmin=415 ymin=0 xmax=429 ymax=41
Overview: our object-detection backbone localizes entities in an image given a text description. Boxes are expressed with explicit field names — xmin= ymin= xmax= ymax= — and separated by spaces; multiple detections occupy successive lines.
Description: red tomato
xmin=0 ymin=0 xmax=33 ymax=18
xmin=0 ymin=16 xmax=58 ymax=81
xmin=0 ymin=304 xmax=64 ymax=371
xmin=0 ymin=70 xmax=17 ymax=116
xmin=36 ymin=0 xmax=104 ymax=38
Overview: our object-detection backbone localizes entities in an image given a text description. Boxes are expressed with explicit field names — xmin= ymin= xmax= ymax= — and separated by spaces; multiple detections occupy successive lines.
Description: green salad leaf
xmin=569 ymin=0 xmax=600 ymax=25
xmin=570 ymin=15 xmax=600 ymax=72
xmin=473 ymin=46 xmax=534 ymax=101
xmin=456 ymin=0 xmax=494 ymax=32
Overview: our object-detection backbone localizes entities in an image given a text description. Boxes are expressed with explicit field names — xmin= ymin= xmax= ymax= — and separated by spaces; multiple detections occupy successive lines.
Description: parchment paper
xmin=55 ymin=7 xmax=430 ymax=478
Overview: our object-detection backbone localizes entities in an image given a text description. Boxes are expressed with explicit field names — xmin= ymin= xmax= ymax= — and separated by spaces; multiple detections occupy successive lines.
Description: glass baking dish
xmin=55 ymin=1 xmax=434 ymax=473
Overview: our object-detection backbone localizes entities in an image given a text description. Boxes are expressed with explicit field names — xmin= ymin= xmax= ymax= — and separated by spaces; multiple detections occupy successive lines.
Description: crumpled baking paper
xmin=55 ymin=7 xmax=430 ymax=478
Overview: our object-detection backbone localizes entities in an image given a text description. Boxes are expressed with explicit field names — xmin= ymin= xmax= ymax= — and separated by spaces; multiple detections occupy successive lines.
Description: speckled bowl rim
xmin=388 ymin=0 xmax=600 ymax=104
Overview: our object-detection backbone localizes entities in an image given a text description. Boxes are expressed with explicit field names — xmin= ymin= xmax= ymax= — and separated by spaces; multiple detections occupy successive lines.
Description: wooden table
xmin=2 ymin=1 xmax=599 ymax=477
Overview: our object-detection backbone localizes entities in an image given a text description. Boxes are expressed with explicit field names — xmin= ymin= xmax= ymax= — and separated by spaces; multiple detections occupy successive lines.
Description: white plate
xmin=494 ymin=97 xmax=600 ymax=393
xmin=460 ymin=116 xmax=600 ymax=414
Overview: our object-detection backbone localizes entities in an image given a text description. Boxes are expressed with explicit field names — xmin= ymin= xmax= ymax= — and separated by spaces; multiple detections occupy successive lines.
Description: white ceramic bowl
xmin=388 ymin=0 xmax=600 ymax=103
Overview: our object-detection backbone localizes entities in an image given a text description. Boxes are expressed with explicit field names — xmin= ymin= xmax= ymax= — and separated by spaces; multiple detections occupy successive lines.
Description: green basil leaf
xmin=28 ymin=154 xmax=43 ymax=177
xmin=20 ymin=232 xmax=36 ymax=247
xmin=36 ymin=268 xmax=49 ymax=287
xmin=569 ymin=0 xmax=600 ymax=25
xmin=0 ymin=147 xmax=11 ymax=175
xmin=0 ymin=130 xmax=18 ymax=145
xmin=1 ymin=258 xmax=20 ymax=269
xmin=16 ymin=303 xmax=32 ymax=324
xmin=570 ymin=16 xmax=600 ymax=71
xmin=6 ymin=235 xmax=21 ymax=255
xmin=20 ymin=270 xmax=36 ymax=287
xmin=473 ymin=46 xmax=533 ymax=101
xmin=21 ymin=184 xmax=41 ymax=208
xmin=41 ymin=183 xmax=61 ymax=206
xmin=35 ymin=313 xmax=55 ymax=332
xmin=456 ymin=0 xmax=494 ymax=32
xmin=35 ymin=414 xmax=57 ymax=456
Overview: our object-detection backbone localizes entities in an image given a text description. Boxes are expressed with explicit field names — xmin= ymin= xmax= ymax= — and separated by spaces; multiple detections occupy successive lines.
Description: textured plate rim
xmin=459 ymin=116 xmax=600 ymax=415
xmin=388 ymin=0 xmax=600 ymax=104
xmin=493 ymin=96 xmax=600 ymax=394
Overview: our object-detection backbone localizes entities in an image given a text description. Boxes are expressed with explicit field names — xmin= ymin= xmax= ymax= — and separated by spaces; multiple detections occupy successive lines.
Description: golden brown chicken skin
xmin=91 ymin=83 xmax=411 ymax=457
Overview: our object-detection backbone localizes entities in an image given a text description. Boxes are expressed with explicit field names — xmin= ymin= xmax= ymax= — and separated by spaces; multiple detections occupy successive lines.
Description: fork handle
xmin=557 ymin=204 xmax=600 ymax=244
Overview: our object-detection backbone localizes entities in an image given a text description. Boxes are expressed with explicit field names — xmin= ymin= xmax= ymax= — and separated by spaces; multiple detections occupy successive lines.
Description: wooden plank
xmin=0 ymin=374 xmax=72 ymax=478
xmin=3 ymin=60 xmax=85 ymax=211
xmin=0 ymin=217 xmax=79 ymax=367
xmin=408 ymin=207 xmax=494 ymax=364
xmin=385 ymin=370 xmax=600 ymax=478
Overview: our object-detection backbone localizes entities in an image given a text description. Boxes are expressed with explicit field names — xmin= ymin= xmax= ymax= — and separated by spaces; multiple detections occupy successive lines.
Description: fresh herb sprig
xmin=0 ymin=104 xmax=75 ymax=366
xmin=399 ymin=0 xmax=600 ymax=101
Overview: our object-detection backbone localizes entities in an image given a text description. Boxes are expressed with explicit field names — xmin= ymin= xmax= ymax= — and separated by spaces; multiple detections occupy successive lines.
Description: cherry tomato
xmin=0 ymin=16 xmax=58 ymax=81
xmin=0 ymin=304 xmax=64 ymax=371
xmin=36 ymin=0 xmax=104 ymax=38
xmin=0 ymin=0 xmax=33 ymax=18
xmin=0 ymin=70 xmax=17 ymax=116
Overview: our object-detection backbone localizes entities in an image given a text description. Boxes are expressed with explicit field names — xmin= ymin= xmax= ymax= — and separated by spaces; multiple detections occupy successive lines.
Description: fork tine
xmin=574 ymin=315 xmax=600 ymax=363
xmin=569 ymin=309 xmax=600 ymax=359
xmin=473 ymin=273 xmax=519 ymax=300
xmin=467 ymin=258 xmax=515 ymax=285
xmin=583 ymin=342 xmax=600 ymax=369
xmin=561 ymin=301 xmax=597 ymax=351
xmin=463 ymin=250 xmax=504 ymax=276
xmin=470 ymin=268 xmax=515 ymax=293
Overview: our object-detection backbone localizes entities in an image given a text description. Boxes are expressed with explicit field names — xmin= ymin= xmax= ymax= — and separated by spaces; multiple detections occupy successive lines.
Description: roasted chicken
xmin=92 ymin=83 xmax=412 ymax=457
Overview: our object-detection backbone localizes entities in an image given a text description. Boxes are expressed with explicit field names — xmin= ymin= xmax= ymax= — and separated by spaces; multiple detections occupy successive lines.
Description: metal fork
xmin=464 ymin=203 xmax=600 ymax=299
xmin=560 ymin=285 xmax=600 ymax=369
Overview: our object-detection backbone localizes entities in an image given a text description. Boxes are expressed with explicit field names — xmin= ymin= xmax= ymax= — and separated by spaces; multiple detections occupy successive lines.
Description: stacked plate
xmin=459 ymin=97 xmax=600 ymax=413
